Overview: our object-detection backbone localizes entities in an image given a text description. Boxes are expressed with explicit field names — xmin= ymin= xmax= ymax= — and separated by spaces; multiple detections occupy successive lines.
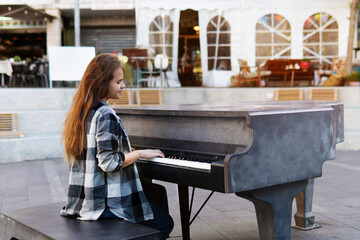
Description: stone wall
xmin=0 ymin=89 xmax=75 ymax=163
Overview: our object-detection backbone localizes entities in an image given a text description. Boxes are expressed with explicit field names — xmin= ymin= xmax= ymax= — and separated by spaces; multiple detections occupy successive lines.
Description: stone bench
xmin=0 ymin=202 xmax=161 ymax=240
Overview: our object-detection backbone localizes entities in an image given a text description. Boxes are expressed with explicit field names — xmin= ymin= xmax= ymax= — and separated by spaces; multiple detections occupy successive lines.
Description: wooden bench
xmin=0 ymin=113 xmax=25 ymax=138
xmin=136 ymin=89 xmax=164 ymax=106
xmin=0 ymin=202 xmax=161 ymax=240
xmin=306 ymin=88 xmax=339 ymax=101
xmin=264 ymin=59 xmax=314 ymax=87
xmin=273 ymin=89 xmax=304 ymax=101
xmin=107 ymin=89 xmax=139 ymax=108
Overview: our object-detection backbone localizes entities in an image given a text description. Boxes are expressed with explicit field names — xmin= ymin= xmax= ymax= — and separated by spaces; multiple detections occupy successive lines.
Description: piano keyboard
xmin=138 ymin=157 xmax=211 ymax=171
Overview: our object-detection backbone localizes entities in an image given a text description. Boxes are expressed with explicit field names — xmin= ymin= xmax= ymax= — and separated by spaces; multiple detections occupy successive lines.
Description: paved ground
xmin=0 ymin=150 xmax=359 ymax=240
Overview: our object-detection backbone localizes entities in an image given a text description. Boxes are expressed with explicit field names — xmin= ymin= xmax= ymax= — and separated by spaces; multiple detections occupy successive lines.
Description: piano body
xmin=115 ymin=101 xmax=344 ymax=240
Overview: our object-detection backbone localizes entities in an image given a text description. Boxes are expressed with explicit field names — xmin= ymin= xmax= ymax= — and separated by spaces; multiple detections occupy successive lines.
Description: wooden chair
xmin=136 ymin=89 xmax=164 ymax=106
xmin=107 ymin=89 xmax=138 ymax=108
xmin=0 ymin=113 xmax=25 ymax=138
xmin=317 ymin=57 xmax=346 ymax=86
xmin=273 ymin=89 xmax=304 ymax=101
xmin=237 ymin=59 xmax=271 ymax=87
xmin=306 ymin=88 xmax=339 ymax=101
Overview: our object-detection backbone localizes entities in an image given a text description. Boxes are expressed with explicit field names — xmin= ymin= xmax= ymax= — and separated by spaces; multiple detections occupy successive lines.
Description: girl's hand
xmin=138 ymin=149 xmax=165 ymax=159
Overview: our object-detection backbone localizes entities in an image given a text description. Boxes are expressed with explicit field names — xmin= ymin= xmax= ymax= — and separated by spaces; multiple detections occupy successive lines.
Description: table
xmin=283 ymin=68 xmax=313 ymax=87
xmin=0 ymin=60 xmax=13 ymax=87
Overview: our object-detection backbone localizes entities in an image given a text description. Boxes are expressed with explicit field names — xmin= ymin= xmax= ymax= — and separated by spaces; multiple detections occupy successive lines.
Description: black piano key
xmin=163 ymin=150 xmax=218 ymax=163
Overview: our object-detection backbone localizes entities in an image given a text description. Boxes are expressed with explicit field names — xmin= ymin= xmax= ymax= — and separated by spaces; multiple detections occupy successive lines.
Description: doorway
xmin=178 ymin=9 xmax=202 ymax=86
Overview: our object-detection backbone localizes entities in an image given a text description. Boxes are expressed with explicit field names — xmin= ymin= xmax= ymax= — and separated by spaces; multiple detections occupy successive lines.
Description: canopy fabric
xmin=0 ymin=4 xmax=55 ymax=20
xmin=136 ymin=0 xmax=351 ymax=87
xmin=136 ymin=0 xmax=242 ymax=11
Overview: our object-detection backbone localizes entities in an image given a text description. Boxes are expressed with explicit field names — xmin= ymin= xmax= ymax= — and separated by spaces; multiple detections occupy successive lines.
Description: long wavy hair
xmin=62 ymin=53 xmax=123 ymax=164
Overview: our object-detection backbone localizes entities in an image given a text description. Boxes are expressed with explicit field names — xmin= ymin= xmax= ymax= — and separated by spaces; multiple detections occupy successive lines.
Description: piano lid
xmin=115 ymin=101 xmax=343 ymax=156
xmin=115 ymin=101 xmax=341 ymax=118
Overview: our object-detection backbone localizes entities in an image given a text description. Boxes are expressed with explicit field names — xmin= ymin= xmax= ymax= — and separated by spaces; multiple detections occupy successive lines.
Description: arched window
xmin=207 ymin=15 xmax=231 ymax=70
xmin=303 ymin=13 xmax=338 ymax=64
xmin=149 ymin=14 xmax=173 ymax=57
xmin=255 ymin=14 xmax=291 ymax=66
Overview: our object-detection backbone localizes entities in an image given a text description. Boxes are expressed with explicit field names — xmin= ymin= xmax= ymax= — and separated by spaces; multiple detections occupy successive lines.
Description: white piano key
xmin=138 ymin=157 xmax=211 ymax=171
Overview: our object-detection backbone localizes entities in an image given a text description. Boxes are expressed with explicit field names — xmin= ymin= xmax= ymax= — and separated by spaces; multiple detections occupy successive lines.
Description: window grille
xmin=303 ymin=12 xmax=338 ymax=65
xmin=255 ymin=14 xmax=291 ymax=66
xmin=207 ymin=15 xmax=231 ymax=70
xmin=149 ymin=14 xmax=173 ymax=58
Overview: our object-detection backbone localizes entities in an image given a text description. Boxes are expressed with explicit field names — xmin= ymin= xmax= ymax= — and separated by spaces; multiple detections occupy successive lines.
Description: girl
xmin=61 ymin=53 xmax=173 ymax=239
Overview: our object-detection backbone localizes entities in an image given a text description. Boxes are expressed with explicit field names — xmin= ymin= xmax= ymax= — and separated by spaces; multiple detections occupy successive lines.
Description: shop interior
xmin=0 ymin=31 xmax=46 ymax=61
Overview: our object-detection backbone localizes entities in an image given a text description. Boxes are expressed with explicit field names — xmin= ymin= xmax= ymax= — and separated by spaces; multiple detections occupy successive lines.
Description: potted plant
xmin=300 ymin=58 xmax=310 ymax=69
xmin=345 ymin=72 xmax=360 ymax=86
xmin=13 ymin=55 xmax=21 ymax=62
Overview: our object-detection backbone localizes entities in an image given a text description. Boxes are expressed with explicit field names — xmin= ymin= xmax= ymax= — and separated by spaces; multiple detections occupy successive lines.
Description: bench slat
xmin=274 ymin=89 xmax=304 ymax=101
xmin=108 ymin=89 xmax=140 ymax=108
xmin=307 ymin=88 xmax=339 ymax=101
xmin=0 ymin=113 xmax=25 ymax=138
xmin=136 ymin=89 xmax=164 ymax=106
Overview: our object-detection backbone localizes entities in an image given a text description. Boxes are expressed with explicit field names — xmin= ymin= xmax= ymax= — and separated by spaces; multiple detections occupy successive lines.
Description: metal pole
xmin=74 ymin=0 xmax=80 ymax=46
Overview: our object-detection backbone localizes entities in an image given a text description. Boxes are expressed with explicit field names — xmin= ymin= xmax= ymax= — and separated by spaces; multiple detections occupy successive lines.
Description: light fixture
xmin=24 ymin=10 xmax=28 ymax=14
xmin=193 ymin=26 xmax=200 ymax=32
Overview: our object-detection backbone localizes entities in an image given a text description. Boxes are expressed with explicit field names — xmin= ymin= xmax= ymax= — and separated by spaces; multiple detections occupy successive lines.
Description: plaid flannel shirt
xmin=61 ymin=101 xmax=153 ymax=222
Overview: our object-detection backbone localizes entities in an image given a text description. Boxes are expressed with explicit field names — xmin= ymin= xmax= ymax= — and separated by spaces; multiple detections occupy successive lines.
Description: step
xmin=0 ymin=135 xmax=62 ymax=163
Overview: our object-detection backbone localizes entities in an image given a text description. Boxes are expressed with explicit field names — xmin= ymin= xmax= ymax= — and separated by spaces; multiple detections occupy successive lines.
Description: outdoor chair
xmin=9 ymin=63 xmax=28 ymax=87
xmin=137 ymin=58 xmax=162 ymax=88
xmin=154 ymin=54 xmax=169 ymax=87
xmin=137 ymin=54 xmax=169 ymax=88
xmin=237 ymin=59 xmax=271 ymax=87
xmin=317 ymin=57 xmax=345 ymax=86
xmin=273 ymin=89 xmax=304 ymax=101
xmin=39 ymin=61 xmax=49 ymax=87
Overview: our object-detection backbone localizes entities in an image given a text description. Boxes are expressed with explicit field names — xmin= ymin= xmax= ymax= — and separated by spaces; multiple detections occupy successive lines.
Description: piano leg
xmin=236 ymin=180 xmax=307 ymax=240
xmin=178 ymin=184 xmax=190 ymax=240
xmin=293 ymin=178 xmax=321 ymax=230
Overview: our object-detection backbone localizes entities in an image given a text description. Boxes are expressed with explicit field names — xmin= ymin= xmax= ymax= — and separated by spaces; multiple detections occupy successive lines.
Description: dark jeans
xmin=100 ymin=201 xmax=174 ymax=240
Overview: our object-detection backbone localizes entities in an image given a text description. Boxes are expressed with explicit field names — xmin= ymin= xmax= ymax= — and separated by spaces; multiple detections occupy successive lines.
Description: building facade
xmin=0 ymin=0 xmax=354 ymax=87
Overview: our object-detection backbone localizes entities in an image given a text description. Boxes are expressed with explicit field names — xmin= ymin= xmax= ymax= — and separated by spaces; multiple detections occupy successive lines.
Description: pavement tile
xmin=1 ymin=196 xmax=28 ymax=211
xmin=199 ymin=214 xmax=259 ymax=240
xmin=223 ymin=209 xmax=255 ymax=218
xmin=0 ymin=150 xmax=359 ymax=239
xmin=0 ymin=186 xmax=27 ymax=199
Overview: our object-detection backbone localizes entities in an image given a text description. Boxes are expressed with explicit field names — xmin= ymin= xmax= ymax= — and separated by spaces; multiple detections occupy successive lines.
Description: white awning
xmin=136 ymin=0 xmax=242 ymax=11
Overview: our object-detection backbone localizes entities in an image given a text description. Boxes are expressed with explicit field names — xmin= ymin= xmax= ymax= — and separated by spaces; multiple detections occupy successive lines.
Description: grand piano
xmin=115 ymin=101 xmax=344 ymax=240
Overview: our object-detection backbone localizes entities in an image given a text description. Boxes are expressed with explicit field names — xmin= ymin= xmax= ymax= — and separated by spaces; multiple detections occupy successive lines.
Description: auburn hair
xmin=62 ymin=53 xmax=124 ymax=164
